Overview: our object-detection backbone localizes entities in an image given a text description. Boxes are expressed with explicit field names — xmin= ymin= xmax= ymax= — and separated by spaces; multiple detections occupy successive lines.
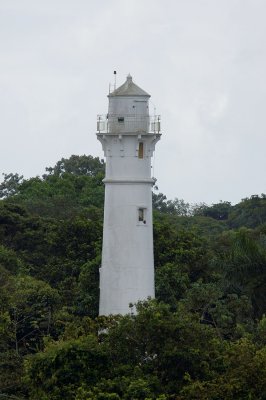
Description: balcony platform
xmin=97 ymin=114 xmax=161 ymax=134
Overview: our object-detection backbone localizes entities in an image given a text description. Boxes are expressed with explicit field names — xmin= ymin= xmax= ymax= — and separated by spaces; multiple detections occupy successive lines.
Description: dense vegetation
xmin=0 ymin=154 xmax=265 ymax=400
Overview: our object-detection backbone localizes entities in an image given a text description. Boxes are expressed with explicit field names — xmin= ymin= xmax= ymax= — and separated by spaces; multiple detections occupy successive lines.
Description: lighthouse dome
xmin=109 ymin=74 xmax=150 ymax=97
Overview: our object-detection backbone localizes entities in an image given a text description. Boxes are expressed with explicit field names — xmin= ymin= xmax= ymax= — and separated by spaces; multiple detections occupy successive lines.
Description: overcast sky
xmin=0 ymin=0 xmax=265 ymax=204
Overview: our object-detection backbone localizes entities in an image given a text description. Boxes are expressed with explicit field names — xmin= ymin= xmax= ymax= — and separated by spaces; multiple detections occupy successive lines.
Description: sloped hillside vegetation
xmin=0 ymin=155 xmax=265 ymax=399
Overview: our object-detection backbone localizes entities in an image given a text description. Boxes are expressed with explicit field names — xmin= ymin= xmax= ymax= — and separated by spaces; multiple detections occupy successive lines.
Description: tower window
xmin=118 ymin=117 xmax=124 ymax=123
xmin=138 ymin=142 xmax=144 ymax=159
xmin=138 ymin=208 xmax=146 ymax=224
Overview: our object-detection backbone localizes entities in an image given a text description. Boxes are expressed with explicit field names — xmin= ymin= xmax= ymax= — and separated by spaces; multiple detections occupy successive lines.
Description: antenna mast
xmin=114 ymin=70 xmax=117 ymax=90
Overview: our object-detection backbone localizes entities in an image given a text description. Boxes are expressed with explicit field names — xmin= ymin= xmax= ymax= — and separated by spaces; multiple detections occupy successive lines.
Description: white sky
xmin=0 ymin=0 xmax=266 ymax=204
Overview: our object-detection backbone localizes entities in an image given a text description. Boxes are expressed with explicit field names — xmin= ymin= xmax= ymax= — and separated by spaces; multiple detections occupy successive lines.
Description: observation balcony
xmin=97 ymin=114 xmax=161 ymax=134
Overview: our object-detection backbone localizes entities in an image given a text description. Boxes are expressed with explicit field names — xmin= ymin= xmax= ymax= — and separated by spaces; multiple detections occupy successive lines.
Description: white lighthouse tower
xmin=97 ymin=74 xmax=161 ymax=315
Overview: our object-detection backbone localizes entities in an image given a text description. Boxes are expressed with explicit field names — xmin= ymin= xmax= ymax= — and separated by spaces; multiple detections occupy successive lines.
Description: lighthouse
xmin=97 ymin=74 xmax=161 ymax=315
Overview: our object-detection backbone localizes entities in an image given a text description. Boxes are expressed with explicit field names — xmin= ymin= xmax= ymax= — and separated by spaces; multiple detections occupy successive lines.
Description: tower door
xmin=134 ymin=100 xmax=149 ymax=132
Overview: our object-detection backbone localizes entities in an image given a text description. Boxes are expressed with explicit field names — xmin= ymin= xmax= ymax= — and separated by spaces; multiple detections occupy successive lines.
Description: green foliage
xmin=191 ymin=195 xmax=266 ymax=229
xmin=0 ymin=172 xmax=24 ymax=198
xmin=0 ymin=349 xmax=23 ymax=398
xmin=1 ymin=155 xmax=266 ymax=399
xmin=155 ymin=263 xmax=189 ymax=310
xmin=0 ymin=265 xmax=13 ymax=312
xmin=195 ymin=201 xmax=232 ymax=221
xmin=153 ymin=215 xmax=210 ymax=282
xmin=11 ymin=173 xmax=105 ymax=219
xmin=0 ymin=270 xmax=60 ymax=396
xmin=2 ymin=155 xmax=105 ymax=219
xmin=10 ymin=275 xmax=60 ymax=354
xmin=43 ymin=154 xmax=105 ymax=178
xmin=0 ymin=244 xmax=24 ymax=274
xmin=77 ymin=256 xmax=101 ymax=317
xmin=153 ymin=193 xmax=191 ymax=216
xmin=228 ymin=194 xmax=266 ymax=228
xmin=179 ymin=338 xmax=266 ymax=400
xmin=103 ymin=300 xmax=223 ymax=395
xmin=215 ymin=228 xmax=266 ymax=318
xmin=255 ymin=315 xmax=266 ymax=345
xmin=24 ymin=335 xmax=109 ymax=400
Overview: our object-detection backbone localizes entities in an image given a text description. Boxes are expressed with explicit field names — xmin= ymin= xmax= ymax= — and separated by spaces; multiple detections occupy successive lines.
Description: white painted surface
xmin=98 ymin=76 xmax=161 ymax=315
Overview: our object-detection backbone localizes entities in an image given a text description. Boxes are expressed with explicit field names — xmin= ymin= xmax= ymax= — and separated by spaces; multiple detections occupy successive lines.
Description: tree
xmin=153 ymin=216 xmax=210 ymax=281
xmin=155 ymin=263 xmax=189 ymax=311
xmin=216 ymin=229 xmax=266 ymax=318
xmin=43 ymin=155 xmax=105 ymax=178
xmin=9 ymin=275 xmax=60 ymax=355
xmin=228 ymin=195 xmax=266 ymax=228
xmin=1 ymin=155 xmax=105 ymax=219
xmin=77 ymin=256 xmax=101 ymax=318
xmin=24 ymin=335 xmax=109 ymax=400
xmin=103 ymin=300 xmax=223 ymax=396
xmin=153 ymin=193 xmax=191 ymax=216
xmin=12 ymin=173 xmax=104 ymax=219
xmin=0 ymin=244 xmax=24 ymax=275
xmin=0 ymin=267 xmax=24 ymax=398
xmin=0 ymin=173 xmax=24 ymax=199
xmin=179 ymin=337 xmax=266 ymax=400
xmin=1 ymin=154 xmax=266 ymax=399
xmin=203 ymin=201 xmax=232 ymax=221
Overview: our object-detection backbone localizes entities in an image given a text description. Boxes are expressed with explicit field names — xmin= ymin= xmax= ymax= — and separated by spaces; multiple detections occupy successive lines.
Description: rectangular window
xmin=138 ymin=142 xmax=144 ymax=159
xmin=138 ymin=208 xmax=146 ymax=224
xmin=118 ymin=117 xmax=124 ymax=123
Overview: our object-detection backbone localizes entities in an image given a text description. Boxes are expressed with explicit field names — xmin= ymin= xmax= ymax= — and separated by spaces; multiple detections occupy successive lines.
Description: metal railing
xmin=97 ymin=114 xmax=161 ymax=134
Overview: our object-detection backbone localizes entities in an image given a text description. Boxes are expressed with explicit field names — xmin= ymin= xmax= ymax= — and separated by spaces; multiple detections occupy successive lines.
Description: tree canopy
xmin=0 ymin=154 xmax=265 ymax=399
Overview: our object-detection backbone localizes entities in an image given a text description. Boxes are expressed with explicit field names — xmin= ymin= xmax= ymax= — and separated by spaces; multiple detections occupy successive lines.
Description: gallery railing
xmin=97 ymin=114 xmax=161 ymax=134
